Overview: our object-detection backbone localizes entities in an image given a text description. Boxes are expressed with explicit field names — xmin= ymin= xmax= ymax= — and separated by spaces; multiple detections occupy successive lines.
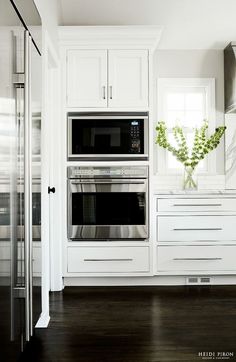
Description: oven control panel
xmin=67 ymin=166 xmax=148 ymax=178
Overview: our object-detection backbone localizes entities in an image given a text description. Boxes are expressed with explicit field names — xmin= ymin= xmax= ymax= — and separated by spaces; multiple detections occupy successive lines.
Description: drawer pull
xmin=173 ymin=204 xmax=222 ymax=207
xmin=83 ymin=258 xmax=133 ymax=262
xmin=173 ymin=257 xmax=222 ymax=261
xmin=173 ymin=228 xmax=222 ymax=231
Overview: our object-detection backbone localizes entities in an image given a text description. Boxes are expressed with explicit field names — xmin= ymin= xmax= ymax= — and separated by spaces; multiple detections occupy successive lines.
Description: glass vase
xmin=183 ymin=166 xmax=197 ymax=190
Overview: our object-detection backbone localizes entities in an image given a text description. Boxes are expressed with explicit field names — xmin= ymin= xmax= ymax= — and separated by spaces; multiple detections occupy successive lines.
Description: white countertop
xmin=153 ymin=189 xmax=236 ymax=196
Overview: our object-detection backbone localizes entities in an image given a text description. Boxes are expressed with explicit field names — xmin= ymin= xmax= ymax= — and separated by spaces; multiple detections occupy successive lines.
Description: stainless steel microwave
xmin=67 ymin=112 xmax=149 ymax=160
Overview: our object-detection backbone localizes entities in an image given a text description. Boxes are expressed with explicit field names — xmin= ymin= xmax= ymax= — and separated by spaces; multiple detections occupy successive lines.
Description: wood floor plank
xmin=20 ymin=286 xmax=236 ymax=361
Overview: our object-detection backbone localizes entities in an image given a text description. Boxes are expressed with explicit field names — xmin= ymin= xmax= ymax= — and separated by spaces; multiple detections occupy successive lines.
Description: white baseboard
xmin=35 ymin=310 xmax=50 ymax=328
xmin=63 ymin=275 xmax=236 ymax=287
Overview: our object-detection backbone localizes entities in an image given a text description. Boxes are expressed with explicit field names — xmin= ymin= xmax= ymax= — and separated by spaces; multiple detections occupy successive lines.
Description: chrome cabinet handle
xmin=24 ymin=30 xmax=32 ymax=342
xmin=109 ymin=86 xmax=113 ymax=99
xmin=173 ymin=228 xmax=222 ymax=231
xmin=102 ymin=86 xmax=106 ymax=99
xmin=173 ymin=258 xmax=222 ymax=261
xmin=84 ymin=258 xmax=133 ymax=262
xmin=173 ymin=204 xmax=222 ymax=207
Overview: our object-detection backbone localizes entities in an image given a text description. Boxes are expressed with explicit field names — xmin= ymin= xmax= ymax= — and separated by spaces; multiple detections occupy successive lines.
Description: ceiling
xmin=58 ymin=0 xmax=236 ymax=49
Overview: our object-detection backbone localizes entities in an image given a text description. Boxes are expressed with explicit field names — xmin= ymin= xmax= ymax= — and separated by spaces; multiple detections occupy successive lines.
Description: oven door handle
xmin=70 ymin=180 xmax=147 ymax=185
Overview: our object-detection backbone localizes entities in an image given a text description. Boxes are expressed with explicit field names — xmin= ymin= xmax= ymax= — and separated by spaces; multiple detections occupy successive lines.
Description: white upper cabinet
xmin=66 ymin=49 xmax=149 ymax=108
xmin=108 ymin=50 xmax=149 ymax=108
xmin=66 ymin=49 xmax=107 ymax=108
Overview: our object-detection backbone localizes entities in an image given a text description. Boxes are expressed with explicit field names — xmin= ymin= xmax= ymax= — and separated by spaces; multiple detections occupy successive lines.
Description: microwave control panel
xmin=130 ymin=121 xmax=141 ymax=153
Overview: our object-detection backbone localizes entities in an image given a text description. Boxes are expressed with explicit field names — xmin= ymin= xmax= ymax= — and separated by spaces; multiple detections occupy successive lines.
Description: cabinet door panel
xmin=66 ymin=50 xmax=107 ymax=107
xmin=108 ymin=50 xmax=148 ymax=108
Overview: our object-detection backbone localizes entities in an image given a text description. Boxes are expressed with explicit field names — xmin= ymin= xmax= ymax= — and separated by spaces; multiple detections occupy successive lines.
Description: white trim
xmin=59 ymin=26 xmax=163 ymax=50
xmin=41 ymin=30 xmax=63 ymax=328
xmin=41 ymin=29 xmax=51 ymax=327
xmin=156 ymin=77 xmax=216 ymax=176
xmin=63 ymin=275 xmax=236 ymax=286
xmin=44 ymin=32 xmax=64 ymax=292
xmin=35 ymin=311 xmax=50 ymax=328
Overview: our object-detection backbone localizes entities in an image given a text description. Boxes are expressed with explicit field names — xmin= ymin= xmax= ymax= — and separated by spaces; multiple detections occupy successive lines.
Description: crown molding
xmin=59 ymin=25 xmax=163 ymax=50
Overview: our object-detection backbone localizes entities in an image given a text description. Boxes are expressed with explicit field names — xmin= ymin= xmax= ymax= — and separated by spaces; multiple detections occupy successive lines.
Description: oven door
xmin=68 ymin=179 xmax=148 ymax=240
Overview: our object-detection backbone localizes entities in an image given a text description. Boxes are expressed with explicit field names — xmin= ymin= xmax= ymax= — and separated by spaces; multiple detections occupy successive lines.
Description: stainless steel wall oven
xmin=67 ymin=166 xmax=148 ymax=240
xmin=67 ymin=112 xmax=148 ymax=160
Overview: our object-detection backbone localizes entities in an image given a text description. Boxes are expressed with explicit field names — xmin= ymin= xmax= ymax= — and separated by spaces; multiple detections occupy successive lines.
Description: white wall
xmin=34 ymin=0 xmax=59 ymax=50
xmin=155 ymin=49 xmax=225 ymax=174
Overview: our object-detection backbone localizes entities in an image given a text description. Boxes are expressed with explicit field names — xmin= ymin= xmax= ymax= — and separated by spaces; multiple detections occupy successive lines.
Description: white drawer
xmin=157 ymin=198 xmax=236 ymax=213
xmin=158 ymin=215 xmax=236 ymax=241
xmin=67 ymin=246 xmax=149 ymax=273
xmin=157 ymin=245 xmax=236 ymax=272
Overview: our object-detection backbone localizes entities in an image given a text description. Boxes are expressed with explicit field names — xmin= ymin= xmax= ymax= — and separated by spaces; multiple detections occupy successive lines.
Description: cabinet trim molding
xmin=59 ymin=26 xmax=163 ymax=50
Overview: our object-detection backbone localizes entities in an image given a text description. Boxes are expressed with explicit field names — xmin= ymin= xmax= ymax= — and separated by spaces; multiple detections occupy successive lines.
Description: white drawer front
xmin=67 ymin=246 xmax=149 ymax=273
xmin=157 ymin=246 xmax=236 ymax=272
xmin=157 ymin=198 xmax=236 ymax=213
xmin=158 ymin=216 xmax=236 ymax=241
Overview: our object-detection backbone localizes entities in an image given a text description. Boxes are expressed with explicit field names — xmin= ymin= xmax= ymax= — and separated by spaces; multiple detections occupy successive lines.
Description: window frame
xmin=156 ymin=78 xmax=216 ymax=175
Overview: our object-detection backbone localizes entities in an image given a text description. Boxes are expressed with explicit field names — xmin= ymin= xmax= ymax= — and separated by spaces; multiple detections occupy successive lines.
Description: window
xmin=156 ymin=78 xmax=216 ymax=174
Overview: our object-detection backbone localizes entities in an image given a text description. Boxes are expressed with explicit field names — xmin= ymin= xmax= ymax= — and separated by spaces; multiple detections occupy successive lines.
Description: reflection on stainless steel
xmin=0 ymin=179 xmax=41 ymax=241
xmin=68 ymin=166 xmax=149 ymax=240
xmin=0 ymin=0 xmax=41 ymax=358
xmin=70 ymin=225 xmax=148 ymax=240
xmin=224 ymin=43 xmax=236 ymax=113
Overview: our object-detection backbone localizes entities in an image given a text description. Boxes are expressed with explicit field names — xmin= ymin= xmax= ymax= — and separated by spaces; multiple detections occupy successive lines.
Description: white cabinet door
xmin=108 ymin=50 xmax=148 ymax=108
xmin=66 ymin=49 xmax=107 ymax=107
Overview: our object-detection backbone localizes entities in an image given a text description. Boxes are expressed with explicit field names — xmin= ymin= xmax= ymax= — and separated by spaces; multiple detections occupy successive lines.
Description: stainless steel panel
xmin=69 ymin=180 xmax=147 ymax=192
xmin=0 ymin=0 xmax=41 ymax=358
xmin=10 ymin=0 xmax=42 ymax=54
xmin=0 ymin=0 xmax=26 ymax=358
xmin=69 ymin=225 xmax=148 ymax=240
xmin=0 ymin=226 xmax=40 ymax=241
xmin=23 ymin=29 xmax=31 ymax=342
xmin=224 ymin=43 xmax=236 ymax=113
xmin=68 ymin=166 xmax=149 ymax=179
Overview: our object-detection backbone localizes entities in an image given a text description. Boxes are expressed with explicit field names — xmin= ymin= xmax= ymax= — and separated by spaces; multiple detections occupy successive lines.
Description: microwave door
xmin=68 ymin=115 xmax=148 ymax=160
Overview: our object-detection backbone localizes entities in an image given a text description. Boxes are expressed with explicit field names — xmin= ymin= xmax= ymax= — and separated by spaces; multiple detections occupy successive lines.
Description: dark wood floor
xmin=21 ymin=286 xmax=236 ymax=362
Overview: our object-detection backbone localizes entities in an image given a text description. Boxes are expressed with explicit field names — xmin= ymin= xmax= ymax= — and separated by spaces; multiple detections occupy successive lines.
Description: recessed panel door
xmin=108 ymin=50 xmax=149 ymax=108
xmin=66 ymin=49 xmax=107 ymax=107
